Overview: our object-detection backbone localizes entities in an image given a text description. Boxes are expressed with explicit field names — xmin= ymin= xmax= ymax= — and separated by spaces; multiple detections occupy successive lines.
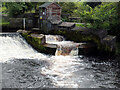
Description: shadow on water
xmin=2 ymin=58 xmax=54 ymax=88
xmin=81 ymin=55 xmax=120 ymax=88
xmin=2 ymin=56 xmax=120 ymax=88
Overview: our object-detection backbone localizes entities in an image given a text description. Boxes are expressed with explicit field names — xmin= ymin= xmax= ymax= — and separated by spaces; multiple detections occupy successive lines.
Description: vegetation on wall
xmin=21 ymin=32 xmax=56 ymax=55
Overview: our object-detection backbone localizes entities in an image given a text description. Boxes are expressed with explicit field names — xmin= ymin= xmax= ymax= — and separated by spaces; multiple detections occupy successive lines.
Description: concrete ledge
xmin=59 ymin=22 xmax=75 ymax=28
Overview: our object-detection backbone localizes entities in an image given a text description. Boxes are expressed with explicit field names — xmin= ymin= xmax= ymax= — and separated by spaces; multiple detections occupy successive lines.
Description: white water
xmin=45 ymin=35 xmax=79 ymax=56
xmin=0 ymin=33 xmax=89 ymax=88
xmin=45 ymin=35 xmax=65 ymax=44
xmin=0 ymin=33 xmax=47 ymax=63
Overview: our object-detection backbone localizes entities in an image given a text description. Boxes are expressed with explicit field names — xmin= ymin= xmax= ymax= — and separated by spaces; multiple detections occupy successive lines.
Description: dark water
xmin=1 ymin=56 xmax=120 ymax=88
xmin=0 ymin=33 xmax=120 ymax=88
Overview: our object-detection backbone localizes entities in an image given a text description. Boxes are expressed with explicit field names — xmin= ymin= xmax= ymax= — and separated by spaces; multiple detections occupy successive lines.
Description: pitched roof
xmin=39 ymin=2 xmax=61 ymax=8
xmin=59 ymin=22 xmax=75 ymax=28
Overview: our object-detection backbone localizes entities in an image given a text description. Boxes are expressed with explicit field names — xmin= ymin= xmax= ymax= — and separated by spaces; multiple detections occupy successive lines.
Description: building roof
xmin=39 ymin=2 xmax=61 ymax=8
xmin=59 ymin=22 xmax=75 ymax=28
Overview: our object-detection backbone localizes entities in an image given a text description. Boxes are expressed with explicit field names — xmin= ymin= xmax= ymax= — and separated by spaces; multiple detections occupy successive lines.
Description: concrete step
xmin=44 ymin=42 xmax=95 ymax=49
xmin=59 ymin=22 xmax=75 ymax=29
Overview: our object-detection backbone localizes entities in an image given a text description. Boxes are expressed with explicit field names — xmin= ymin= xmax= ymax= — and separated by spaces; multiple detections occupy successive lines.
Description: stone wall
xmin=9 ymin=18 xmax=23 ymax=29
xmin=9 ymin=18 xmax=34 ymax=29
xmin=50 ymin=29 xmax=116 ymax=55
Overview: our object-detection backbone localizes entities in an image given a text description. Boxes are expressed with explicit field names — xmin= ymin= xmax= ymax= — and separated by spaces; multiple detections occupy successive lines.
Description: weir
xmin=0 ymin=33 xmax=46 ymax=62
xmin=45 ymin=35 xmax=94 ymax=56
xmin=45 ymin=35 xmax=79 ymax=56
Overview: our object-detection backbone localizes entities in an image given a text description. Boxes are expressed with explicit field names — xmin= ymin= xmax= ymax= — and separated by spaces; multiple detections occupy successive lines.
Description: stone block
xmin=102 ymin=35 xmax=116 ymax=49
xmin=92 ymin=29 xmax=108 ymax=39
xmin=30 ymin=34 xmax=46 ymax=44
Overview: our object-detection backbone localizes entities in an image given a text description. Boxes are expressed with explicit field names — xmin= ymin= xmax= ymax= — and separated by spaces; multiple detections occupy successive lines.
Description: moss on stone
xmin=21 ymin=32 xmax=45 ymax=51
xmin=21 ymin=32 xmax=56 ymax=55
xmin=52 ymin=29 xmax=114 ymax=55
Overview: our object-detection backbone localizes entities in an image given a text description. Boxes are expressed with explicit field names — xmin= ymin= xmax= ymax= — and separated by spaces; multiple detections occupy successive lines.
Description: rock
xmin=17 ymin=30 xmax=23 ymax=33
xmin=32 ymin=28 xmax=40 ymax=31
xmin=30 ymin=34 xmax=46 ymax=44
xmin=102 ymin=35 xmax=116 ymax=50
xmin=92 ymin=29 xmax=108 ymax=39
xmin=17 ymin=30 xmax=31 ymax=34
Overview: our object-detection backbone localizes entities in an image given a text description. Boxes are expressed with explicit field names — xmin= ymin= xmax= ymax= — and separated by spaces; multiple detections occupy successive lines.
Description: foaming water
xmin=1 ymin=33 xmax=120 ymax=88
xmin=41 ymin=56 xmax=93 ymax=87
xmin=45 ymin=35 xmax=64 ymax=44
xmin=41 ymin=56 xmax=120 ymax=88
xmin=45 ymin=35 xmax=79 ymax=56
xmin=0 ymin=33 xmax=47 ymax=62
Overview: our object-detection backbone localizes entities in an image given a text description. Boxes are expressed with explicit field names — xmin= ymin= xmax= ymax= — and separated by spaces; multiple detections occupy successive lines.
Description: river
xmin=0 ymin=33 xmax=120 ymax=88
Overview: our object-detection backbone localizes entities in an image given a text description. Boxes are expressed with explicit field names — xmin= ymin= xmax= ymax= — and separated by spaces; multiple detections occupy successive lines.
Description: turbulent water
xmin=0 ymin=33 xmax=120 ymax=88
xmin=45 ymin=35 xmax=79 ymax=56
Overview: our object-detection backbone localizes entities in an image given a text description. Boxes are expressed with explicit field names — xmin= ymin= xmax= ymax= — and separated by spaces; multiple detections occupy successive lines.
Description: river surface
xmin=0 ymin=33 xmax=120 ymax=88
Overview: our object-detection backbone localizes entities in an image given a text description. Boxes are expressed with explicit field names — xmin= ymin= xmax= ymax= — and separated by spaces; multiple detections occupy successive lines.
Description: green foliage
xmin=2 ymin=2 xmax=44 ymax=17
xmin=70 ymin=2 xmax=119 ymax=31
xmin=0 ymin=18 xmax=9 ymax=26
xmin=76 ymin=23 xmax=92 ymax=28
xmin=85 ymin=2 xmax=102 ymax=8
xmin=58 ymin=2 xmax=77 ymax=15
xmin=6 ymin=2 xmax=28 ymax=17
xmin=72 ymin=2 xmax=92 ymax=22
xmin=91 ymin=2 xmax=118 ymax=30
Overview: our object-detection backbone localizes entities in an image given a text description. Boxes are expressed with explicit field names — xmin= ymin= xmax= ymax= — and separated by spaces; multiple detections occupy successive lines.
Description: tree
xmin=86 ymin=2 xmax=102 ymax=8
xmin=91 ymin=2 xmax=118 ymax=29
xmin=6 ymin=2 xmax=28 ymax=17
xmin=58 ymin=2 xmax=77 ymax=16
xmin=4 ymin=2 xmax=44 ymax=17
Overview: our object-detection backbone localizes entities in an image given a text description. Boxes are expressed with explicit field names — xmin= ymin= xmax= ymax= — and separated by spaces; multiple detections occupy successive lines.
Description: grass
xmin=0 ymin=18 xmax=9 ymax=26
xmin=76 ymin=23 xmax=92 ymax=28
xmin=76 ymin=23 xmax=85 ymax=27
xmin=0 ymin=22 xmax=9 ymax=26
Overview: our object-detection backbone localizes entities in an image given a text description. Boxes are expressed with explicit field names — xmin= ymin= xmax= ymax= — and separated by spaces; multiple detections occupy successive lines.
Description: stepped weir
xmin=44 ymin=35 xmax=95 ymax=56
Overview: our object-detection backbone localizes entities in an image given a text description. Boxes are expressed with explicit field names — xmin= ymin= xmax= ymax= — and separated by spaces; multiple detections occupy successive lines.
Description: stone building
xmin=39 ymin=2 xmax=61 ymax=20
xmin=39 ymin=2 xmax=62 ymax=32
